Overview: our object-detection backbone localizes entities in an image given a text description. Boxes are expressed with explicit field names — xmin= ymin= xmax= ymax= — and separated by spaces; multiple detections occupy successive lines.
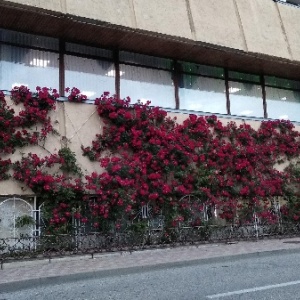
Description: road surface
xmin=1 ymin=251 xmax=300 ymax=299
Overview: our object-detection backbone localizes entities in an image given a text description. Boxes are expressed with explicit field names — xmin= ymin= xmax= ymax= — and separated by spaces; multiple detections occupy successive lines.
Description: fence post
xmin=254 ymin=213 xmax=259 ymax=240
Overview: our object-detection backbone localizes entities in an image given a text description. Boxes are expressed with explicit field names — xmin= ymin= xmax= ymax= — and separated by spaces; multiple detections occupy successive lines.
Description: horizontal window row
xmin=0 ymin=28 xmax=300 ymax=122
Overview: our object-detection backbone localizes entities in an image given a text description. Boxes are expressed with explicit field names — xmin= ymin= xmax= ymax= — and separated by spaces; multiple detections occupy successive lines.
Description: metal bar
xmin=173 ymin=61 xmax=180 ymax=110
xmin=114 ymin=49 xmax=120 ymax=99
xmin=261 ymin=74 xmax=268 ymax=119
xmin=225 ymin=68 xmax=231 ymax=115
xmin=59 ymin=39 xmax=65 ymax=97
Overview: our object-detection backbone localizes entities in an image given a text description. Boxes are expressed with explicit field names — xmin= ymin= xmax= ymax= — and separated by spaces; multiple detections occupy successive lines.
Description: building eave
xmin=0 ymin=2 xmax=300 ymax=80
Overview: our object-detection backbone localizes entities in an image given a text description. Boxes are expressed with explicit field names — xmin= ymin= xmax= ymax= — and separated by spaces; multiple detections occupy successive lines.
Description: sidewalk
xmin=1 ymin=237 xmax=300 ymax=291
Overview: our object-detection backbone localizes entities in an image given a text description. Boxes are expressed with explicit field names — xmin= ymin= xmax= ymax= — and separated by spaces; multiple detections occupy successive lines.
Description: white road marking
xmin=207 ymin=280 xmax=300 ymax=298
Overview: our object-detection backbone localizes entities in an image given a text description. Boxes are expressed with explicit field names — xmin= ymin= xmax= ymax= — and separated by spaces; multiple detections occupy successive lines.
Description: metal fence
xmin=1 ymin=222 xmax=300 ymax=267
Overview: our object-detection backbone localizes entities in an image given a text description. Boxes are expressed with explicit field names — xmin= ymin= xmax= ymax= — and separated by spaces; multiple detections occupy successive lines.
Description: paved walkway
xmin=1 ymin=237 xmax=300 ymax=290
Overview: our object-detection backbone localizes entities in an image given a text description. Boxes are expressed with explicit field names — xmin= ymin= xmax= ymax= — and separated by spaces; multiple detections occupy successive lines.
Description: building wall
xmin=1 ymin=96 xmax=299 ymax=196
xmin=0 ymin=1 xmax=299 ymax=197
xmin=0 ymin=99 xmax=100 ymax=195
xmin=4 ymin=0 xmax=300 ymax=64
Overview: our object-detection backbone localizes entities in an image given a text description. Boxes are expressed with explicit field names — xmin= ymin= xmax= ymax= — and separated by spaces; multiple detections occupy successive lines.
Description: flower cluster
xmin=12 ymin=150 xmax=84 ymax=233
xmin=2 ymin=86 xmax=300 ymax=233
xmin=65 ymin=87 xmax=87 ymax=103
xmin=83 ymin=93 xmax=300 ymax=227
xmin=0 ymin=87 xmax=59 ymax=179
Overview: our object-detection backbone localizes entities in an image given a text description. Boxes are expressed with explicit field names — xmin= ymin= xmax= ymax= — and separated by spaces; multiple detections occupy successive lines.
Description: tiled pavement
xmin=1 ymin=237 xmax=300 ymax=289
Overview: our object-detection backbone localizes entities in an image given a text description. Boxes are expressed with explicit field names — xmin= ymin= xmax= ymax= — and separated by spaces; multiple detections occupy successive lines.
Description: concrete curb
xmin=1 ymin=246 xmax=300 ymax=294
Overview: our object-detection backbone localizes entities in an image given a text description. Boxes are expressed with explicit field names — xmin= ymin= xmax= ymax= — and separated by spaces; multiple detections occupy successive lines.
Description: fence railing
xmin=1 ymin=222 xmax=300 ymax=267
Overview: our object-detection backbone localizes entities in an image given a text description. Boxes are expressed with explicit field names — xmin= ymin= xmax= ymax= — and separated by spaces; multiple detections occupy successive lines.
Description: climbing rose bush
xmin=1 ymin=86 xmax=300 ymax=233
xmin=82 ymin=92 xmax=300 ymax=228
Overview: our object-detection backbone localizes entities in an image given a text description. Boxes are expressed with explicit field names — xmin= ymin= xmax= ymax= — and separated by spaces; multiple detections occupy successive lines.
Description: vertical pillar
xmin=173 ymin=61 xmax=180 ymax=110
xmin=261 ymin=75 xmax=267 ymax=119
xmin=114 ymin=49 xmax=120 ymax=99
xmin=59 ymin=39 xmax=65 ymax=97
xmin=225 ymin=68 xmax=231 ymax=115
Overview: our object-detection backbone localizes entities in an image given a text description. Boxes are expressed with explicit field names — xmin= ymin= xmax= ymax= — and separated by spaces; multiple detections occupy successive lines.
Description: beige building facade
xmin=0 ymin=0 xmax=299 ymax=184
xmin=0 ymin=0 xmax=300 ymax=77
xmin=0 ymin=0 xmax=300 ymax=233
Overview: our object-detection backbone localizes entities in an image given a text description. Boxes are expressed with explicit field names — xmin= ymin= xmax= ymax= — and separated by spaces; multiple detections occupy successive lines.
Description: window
xmin=229 ymin=82 xmax=264 ymax=118
xmin=179 ymin=61 xmax=224 ymax=79
xmin=289 ymin=0 xmax=300 ymax=5
xmin=65 ymin=56 xmax=115 ymax=99
xmin=228 ymin=71 xmax=260 ymax=84
xmin=228 ymin=71 xmax=264 ymax=118
xmin=120 ymin=51 xmax=172 ymax=69
xmin=66 ymin=43 xmax=112 ymax=59
xmin=0 ymin=29 xmax=59 ymax=91
xmin=265 ymin=76 xmax=300 ymax=90
xmin=0 ymin=44 xmax=59 ymax=91
xmin=275 ymin=0 xmax=300 ymax=6
xmin=265 ymin=76 xmax=300 ymax=122
xmin=0 ymin=28 xmax=58 ymax=50
xmin=266 ymin=87 xmax=300 ymax=122
xmin=120 ymin=52 xmax=175 ymax=108
xmin=179 ymin=75 xmax=227 ymax=114
xmin=120 ymin=64 xmax=175 ymax=108
xmin=178 ymin=61 xmax=226 ymax=113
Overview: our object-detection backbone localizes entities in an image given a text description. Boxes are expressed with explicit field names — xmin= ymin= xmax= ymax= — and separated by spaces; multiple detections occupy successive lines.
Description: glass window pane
xmin=65 ymin=55 xmax=115 ymax=99
xmin=119 ymin=51 xmax=172 ymax=70
xmin=229 ymin=81 xmax=264 ymax=117
xmin=0 ymin=44 xmax=59 ymax=91
xmin=228 ymin=71 xmax=260 ymax=83
xmin=265 ymin=76 xmax=300 ymax=90
xmin=179 ymin=61 xmax=224 ymax=78
xmin=120 ymin=64 xmax=175 ymax=108
xmin=179 ymin=75 xmax=227 ymax=114
xmin=266 ymin=87 xmax=300 ymax=122
xmin=66 ymin=43 xmax=113 ymax=59
xmin=0 ymin=28 xmax=59 ymax=51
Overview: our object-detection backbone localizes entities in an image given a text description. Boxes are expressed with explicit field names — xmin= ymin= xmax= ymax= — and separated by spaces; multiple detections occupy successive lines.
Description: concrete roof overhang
xmin=0 ymin=2 xmax=300 ymax=80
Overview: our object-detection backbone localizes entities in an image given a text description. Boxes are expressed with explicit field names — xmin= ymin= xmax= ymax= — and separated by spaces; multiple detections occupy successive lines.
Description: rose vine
xmin=1 ymin=86 xmax=300 ymax=234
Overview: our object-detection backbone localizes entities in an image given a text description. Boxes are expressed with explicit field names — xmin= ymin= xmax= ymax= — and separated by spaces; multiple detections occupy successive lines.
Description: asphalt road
xmin=1 ymin=252 xmax=300 ymax=300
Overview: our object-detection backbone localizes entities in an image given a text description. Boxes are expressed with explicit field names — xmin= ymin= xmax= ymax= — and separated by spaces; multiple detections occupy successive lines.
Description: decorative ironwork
xmin=0 ymin=197 xmax=35 ymax=242
xmin=1 ymin=222 xmax=300 ymax=266
xmin=1 ymin=194 xmax=299 ymax=267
